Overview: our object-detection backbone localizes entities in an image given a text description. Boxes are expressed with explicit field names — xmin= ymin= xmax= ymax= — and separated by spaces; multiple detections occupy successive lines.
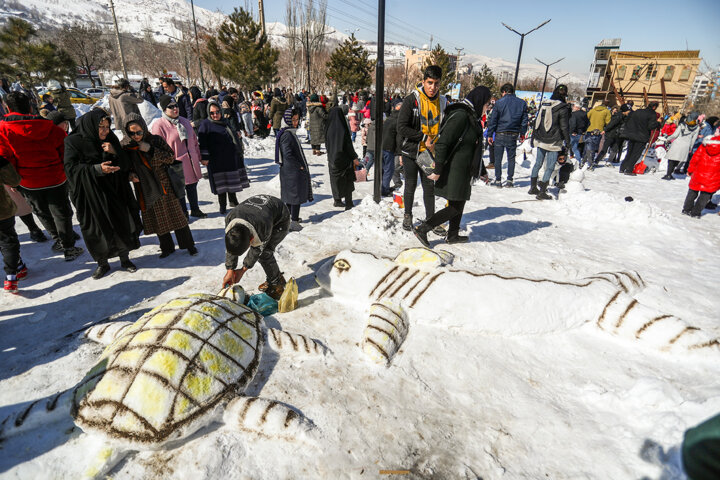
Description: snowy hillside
xmin=0 ymin=0 xmax=224 ymax=43
xmin=0 ymin=118 xmax=718 ymax=479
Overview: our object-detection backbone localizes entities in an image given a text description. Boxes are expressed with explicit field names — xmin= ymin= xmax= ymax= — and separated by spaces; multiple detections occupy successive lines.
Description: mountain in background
xmin=1 ymin=1 xmax=585 ymax=85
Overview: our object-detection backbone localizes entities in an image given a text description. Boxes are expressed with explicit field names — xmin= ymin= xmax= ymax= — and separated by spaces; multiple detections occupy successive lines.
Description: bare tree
xmin=58 ymin=23 xmax=113 ymax=87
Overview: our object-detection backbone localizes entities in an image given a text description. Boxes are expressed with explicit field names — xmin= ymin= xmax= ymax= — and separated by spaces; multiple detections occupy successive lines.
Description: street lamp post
xmin=535 ymin=57 xmax=564 ymax=101
xmin=502 ymin=19 xmax=551 ymax=90
xmin=550 ymin=72 xmax=569 ymax=90
xmin=373 ymin=0 xmax=385 ymax=203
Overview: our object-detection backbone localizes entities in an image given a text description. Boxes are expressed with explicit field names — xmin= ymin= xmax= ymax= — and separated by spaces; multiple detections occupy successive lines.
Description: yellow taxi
xmin=67 ymin=88 xmax=96 ymax=105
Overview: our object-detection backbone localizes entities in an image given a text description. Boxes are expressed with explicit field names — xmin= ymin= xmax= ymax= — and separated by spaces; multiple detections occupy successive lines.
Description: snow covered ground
xmin=0 ymin=130 xmax=718 ymax=479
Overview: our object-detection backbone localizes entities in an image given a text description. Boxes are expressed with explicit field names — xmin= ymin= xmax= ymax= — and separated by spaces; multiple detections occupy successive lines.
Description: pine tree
xmin=472 ymin=64 xmax=499 ymax=98
xmin=424 ymin=44 xmax=453 ymax=94
xmin=326 ymin=34 xmax=374 ymax=92
xmin=204 ymin=7 xmax=279 ymax=89
xmin=0 ymin=18 xmax=76 ymax=87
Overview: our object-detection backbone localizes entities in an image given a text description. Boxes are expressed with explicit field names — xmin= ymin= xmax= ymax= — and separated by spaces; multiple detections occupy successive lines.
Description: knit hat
xmin=158 ymin=94 xmax=174 ymax=111
xmin=620 ymin=104 xmax=630 ymax=113
xmin=351 ymin=103 xmax=360 ymax=111
xmin=282 ymin=107 xmax=296 ymax=127
xmin=46 ymin=110 xmax=65 ymax=125
xmin=391 ymin=97 xmax=403 ymax=109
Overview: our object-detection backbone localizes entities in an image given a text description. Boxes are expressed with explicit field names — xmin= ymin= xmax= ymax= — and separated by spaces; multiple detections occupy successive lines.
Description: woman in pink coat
xmin=348 ymin=104 xmax=360 ymax=142
xmin=151 ymin=95 xmax=207 ymax=218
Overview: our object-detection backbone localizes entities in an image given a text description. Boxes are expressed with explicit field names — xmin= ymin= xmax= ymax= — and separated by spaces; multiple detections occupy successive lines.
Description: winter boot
xmin=92 ymin=262 xmax=111 ymax=280
xmin=4 ymin=276 xmax=18 ymax=294
xmin=29 ymin=228 xmax=48 ymax=242
xmin=413 ymin=222 xmax=432 ymax=248
xmin=432 ymin=224 xmax=447 ymax=236
xmin=190 ymin=209 xmax=208 ymax=218
xmin=528 ymin=177 xmax=539 ymax=195
xmin=402 ymin=214 xmax=413 ymax=231
xmin=446 ymin=231 xmax=469 ymax=244
xmin=64 ymin=246 xmax=84 ymax=261
xmin=536 ymin=181 xmax=552 ymax=200
xmin=289 ymin=220 xmax=303 ymax=232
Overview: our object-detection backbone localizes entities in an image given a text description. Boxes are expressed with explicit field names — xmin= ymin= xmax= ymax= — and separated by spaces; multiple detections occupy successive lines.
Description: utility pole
xmin=306 ymin=30 xmax=311 ymax=92
xmin=535 ymin=57 xmax=564 ymax=101
xmin=454 ymin=47 xmax=464 ymax=84
xmin=258 ymin=0 xmax=266 ymax=36
xmin=190 ymin=0 xmax=206 ymax=90
xmin=502 ymin=19 xmax=551 ymax=90
xmin=108 ymin=0 xmax=128 ymax=79
xmin=373 ymin=0 xmax=385 ymax=203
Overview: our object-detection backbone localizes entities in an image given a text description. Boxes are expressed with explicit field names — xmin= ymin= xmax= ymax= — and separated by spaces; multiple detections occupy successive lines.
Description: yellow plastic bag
xmin=277 ymin=277 xmax=298 ymax=313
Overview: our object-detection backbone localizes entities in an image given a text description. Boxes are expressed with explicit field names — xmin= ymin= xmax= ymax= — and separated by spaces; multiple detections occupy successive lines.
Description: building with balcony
xmin=586 ymin=38 xmax=622 ymax=92
xmin=587 ymin=48 xmax=701 ymax=113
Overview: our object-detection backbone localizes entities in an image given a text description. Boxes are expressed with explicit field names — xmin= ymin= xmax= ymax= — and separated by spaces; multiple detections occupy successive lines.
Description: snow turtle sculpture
xmin=316 ymin=247 xmax=719 ymax=365
xmin=0 ymin=286 xmax=326 ymax=479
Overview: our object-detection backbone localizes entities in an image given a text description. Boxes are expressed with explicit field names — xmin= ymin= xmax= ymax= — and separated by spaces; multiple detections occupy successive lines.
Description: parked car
xmin=83 ymin=87 xmax=109 ymax=98
xmin=67 ymin=88 xmax=95 ymax=104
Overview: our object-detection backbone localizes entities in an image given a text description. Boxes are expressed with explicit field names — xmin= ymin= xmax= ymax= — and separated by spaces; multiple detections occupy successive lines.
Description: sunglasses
xmin=209 ymin=111 xmax=221 ymax=116
xmin=166 ymin=104 xmax=178 ymax=109
xmin=129 ymin=131 xmax=144 ymax=137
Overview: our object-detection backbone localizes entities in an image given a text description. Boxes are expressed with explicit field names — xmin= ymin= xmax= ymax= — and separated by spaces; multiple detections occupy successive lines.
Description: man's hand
xmin=353 ymin=158 xmax=360 ymax=168
xmin=100 ymin=161 xmax=120 ymax=174
xmin=201 ymin=160 xmax=209 ymax=166
xmin=427 ymin=173 xmax=440 ymax=181
xmin=222 ymin=267 xmax=246 ymax=288
xmin=487 ymin=137 xmax=494 ymax=146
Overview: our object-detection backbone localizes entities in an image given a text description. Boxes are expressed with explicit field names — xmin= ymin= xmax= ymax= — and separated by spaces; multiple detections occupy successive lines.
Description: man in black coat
xmin=596 ymin=104 xmax=630 ymax=164
xmin=568 ymin=104 xmax=589 ymax=161
xmin=619 ymin=102 xmax=661 ymax=175
xmin=380 ymin=98 xmax=403 ymax=196
xmin=223 ymin=194 xmax=290 ymax=300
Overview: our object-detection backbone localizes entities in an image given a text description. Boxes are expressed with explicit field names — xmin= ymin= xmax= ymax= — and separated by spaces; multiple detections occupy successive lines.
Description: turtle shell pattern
xmin=72 ymin=293 xmax=263 ymax=444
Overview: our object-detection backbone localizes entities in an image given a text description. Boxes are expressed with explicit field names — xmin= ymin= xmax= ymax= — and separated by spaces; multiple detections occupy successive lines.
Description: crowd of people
xmin=1 ymin=66 xmax=719 ymax=296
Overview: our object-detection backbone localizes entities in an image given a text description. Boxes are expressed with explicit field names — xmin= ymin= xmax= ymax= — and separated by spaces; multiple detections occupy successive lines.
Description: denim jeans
xmin=583 ymin=133 xmax=602 ymax=165
xmin=493 ymin=132 xmax=518 ymax=181
xmin=363 ymin=151 xmax=375 ymax=170
xmin=381 ymin=150 xmax=395 ymax=194
xmin=531 ymin=148 xmax=559 ymax=183
xmin=351 ymin=131 xmax=357 ymax=142
xmin=570 ymin=134 xmax=582 ymax=160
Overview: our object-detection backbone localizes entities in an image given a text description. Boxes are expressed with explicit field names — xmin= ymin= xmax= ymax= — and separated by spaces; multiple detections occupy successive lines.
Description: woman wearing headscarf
xmin=276 ymin=107 xmax=313 ymax=231
xmin=307 ymin=93 xmax=329 ymax=155
xmin=413 ymin=86 xmax=491 ymax=247
xmin=221 ymin=93 xmax=242 ymax=134
xmin=662 ymin=112 xmax=701 ymax=180
xmin=197 ymin=101 xmax=249 ymax=214
xmin=122 ymin=113 xmax=198 ymax=258
xmin=325 ymin=106 xmax=360 ymax=209
xmin=191 ymin=86 xmax=209 ymax=130
xmin=152 ymin=95 xmax=207 ymax=218
xmin=269 ymin=88 xmax=288 ymax=135
xmin=528 ymin=84 xmax=572 ymax=199
xmin=64 ymin=109 xmax=142 ymax=279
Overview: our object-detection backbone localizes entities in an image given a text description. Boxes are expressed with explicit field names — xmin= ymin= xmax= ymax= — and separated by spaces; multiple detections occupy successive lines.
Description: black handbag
xmin=165 ymin=162 xmax=186 ymax=199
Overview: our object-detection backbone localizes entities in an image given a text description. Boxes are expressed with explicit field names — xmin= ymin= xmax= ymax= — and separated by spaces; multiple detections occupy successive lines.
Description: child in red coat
xmin=683 ymin=134 xmax=720 ymax=217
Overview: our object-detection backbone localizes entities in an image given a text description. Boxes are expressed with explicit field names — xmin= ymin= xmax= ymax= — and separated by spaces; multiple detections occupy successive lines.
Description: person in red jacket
xmin=683 ymin=134 xmax=720 ymax=218
xmin=0 ymin=92 xmax=83 ymax=260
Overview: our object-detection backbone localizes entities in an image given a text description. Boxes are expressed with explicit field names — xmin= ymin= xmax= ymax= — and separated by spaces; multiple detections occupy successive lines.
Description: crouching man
xmin=222 ymin=194 xmax=290 ymax=299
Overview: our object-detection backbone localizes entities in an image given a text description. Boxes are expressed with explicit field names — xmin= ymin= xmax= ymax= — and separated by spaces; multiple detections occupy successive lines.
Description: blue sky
xmin=194 ymin=0 xmax=720 ymax=77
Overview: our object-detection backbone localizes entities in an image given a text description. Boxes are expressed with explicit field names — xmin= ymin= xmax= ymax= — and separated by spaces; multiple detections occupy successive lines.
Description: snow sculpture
xmin=0 ymin=285 xmax=325 ymax=479
xmin=316 ymin=248 xmax=719 ymax=358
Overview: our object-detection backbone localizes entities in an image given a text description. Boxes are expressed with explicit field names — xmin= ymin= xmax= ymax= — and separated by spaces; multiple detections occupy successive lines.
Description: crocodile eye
xmin=333 ymin=259 xmax=351 ymax=271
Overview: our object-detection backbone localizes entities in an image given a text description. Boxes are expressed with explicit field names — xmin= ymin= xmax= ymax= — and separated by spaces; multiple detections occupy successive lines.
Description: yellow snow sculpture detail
xmin=181 ymin=310 xmax=213 ymax=334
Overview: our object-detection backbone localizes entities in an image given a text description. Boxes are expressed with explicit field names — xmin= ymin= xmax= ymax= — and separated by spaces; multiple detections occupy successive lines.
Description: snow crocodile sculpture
xmin=0 ymin=286 xmax=326 ymax=479
xmin=315 ymin=247 xmax=719 ymax=365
